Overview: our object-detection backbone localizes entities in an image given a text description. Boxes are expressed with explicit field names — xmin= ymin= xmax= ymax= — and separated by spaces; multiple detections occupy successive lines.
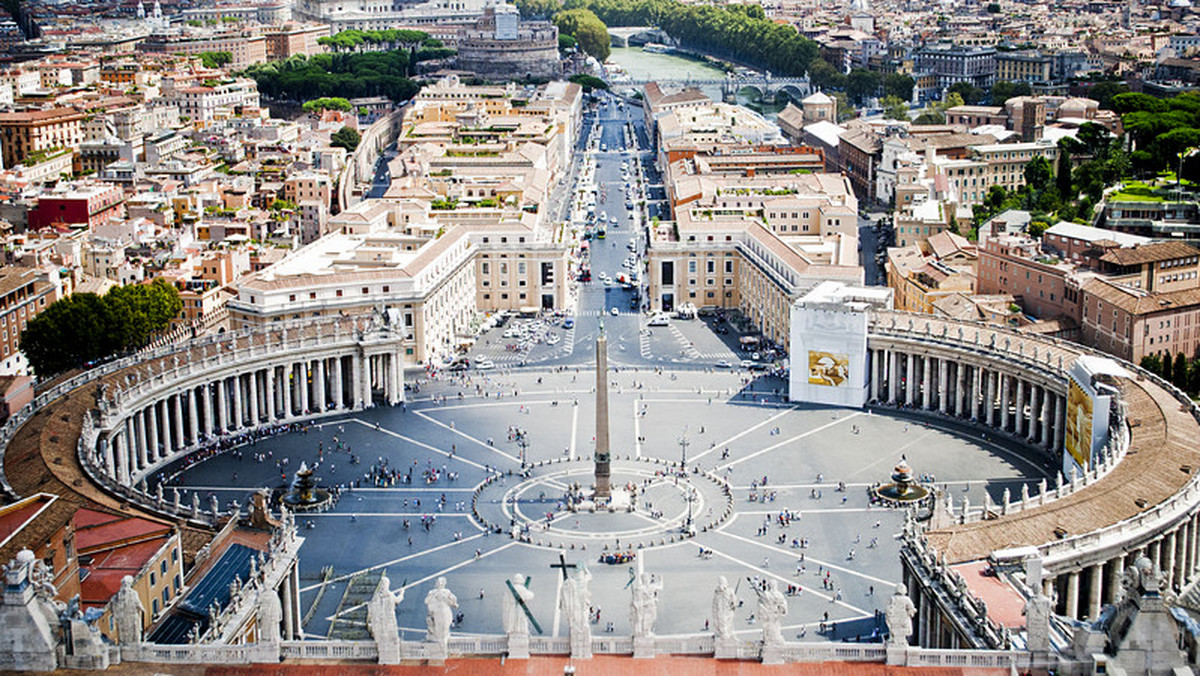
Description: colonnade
xmin=1048 ymin=510 xmax=1200 ymax=621
xmin=96 ymin=349 xmax=404 ymax=485
xmin=868 ymin=346 xmax=1066 ymax=455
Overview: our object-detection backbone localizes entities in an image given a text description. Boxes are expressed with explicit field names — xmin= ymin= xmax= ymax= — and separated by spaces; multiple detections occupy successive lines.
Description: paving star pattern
xmin=158 ymin=368 xmax=1055 ymax=644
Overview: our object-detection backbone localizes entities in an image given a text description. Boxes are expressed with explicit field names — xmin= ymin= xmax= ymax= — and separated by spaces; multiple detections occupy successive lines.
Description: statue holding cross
xmin=503 ymin=573 xmax=539 ymax=637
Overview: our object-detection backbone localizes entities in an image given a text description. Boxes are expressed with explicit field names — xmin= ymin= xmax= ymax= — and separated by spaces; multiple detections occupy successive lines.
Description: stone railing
xmin=280 ymin=640 xmax=378 ymax=661
xmin=906 ymin=648 xmax=1031 ymax=669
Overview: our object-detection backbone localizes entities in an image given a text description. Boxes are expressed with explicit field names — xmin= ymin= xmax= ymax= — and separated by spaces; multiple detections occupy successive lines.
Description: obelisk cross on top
xmin=594 ymin=332 xmax=612 ymax=500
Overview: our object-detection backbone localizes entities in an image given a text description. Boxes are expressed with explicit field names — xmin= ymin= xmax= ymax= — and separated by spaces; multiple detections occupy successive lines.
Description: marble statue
xmin=368 ymin=573 xmax=404 ymax=664
xmin=113 ymin=575 xmax=145 ymax=645
xmin=256 ymin=587 xmax=282 ymax=644
xmin=424 ymin=577 xmax=458 ymax=648
xmin=629 ymin=572 xmax=662 ymax=638
xmin=885 ymin=584 xmax=916 ymax=647
xmin=712 ymin=575 xmax=737 ymax=639
xmin=502 ymin=573 xmax=535 ymax=637
xmin=561 ymin=566 xmax=593 ymax=657
xmin=754 ymin=579 xmax=787 ymax=647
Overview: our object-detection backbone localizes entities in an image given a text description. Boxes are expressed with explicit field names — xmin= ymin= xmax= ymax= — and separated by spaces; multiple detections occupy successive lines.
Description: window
xmin=336 ymin=289 xmax=343 ymax=297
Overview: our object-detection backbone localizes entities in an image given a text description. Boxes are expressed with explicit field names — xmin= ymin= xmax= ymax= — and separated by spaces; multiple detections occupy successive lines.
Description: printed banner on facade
xmin=1065 ymin=379 xmax=1093 ymax=468
xmin=807 ymin=351 xmax=850 ymax=387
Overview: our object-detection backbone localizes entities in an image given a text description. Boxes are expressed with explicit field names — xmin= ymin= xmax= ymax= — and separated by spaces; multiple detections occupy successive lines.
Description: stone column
xmin=145 ymin=405 xmax=159 ymax=465
xmin=116 ymin=426 xmax=131 ymax=484
xmin=1087 ymin=563 xmax=1103 ymax=620
xmin=985 ymin=371 xmax=996 ymax=427
xmin=315 ymin=358 xmax=327 ymax=412
xmin=905 ymin=353 xmax=916 ymax=406
xmin=362 ymin=354 xmax=373 ymax=407
xmin=1000 ymin=374 xmax=1011 ymax=432
xmin=173 ymin=395 xmax=184 ymax=454
xmin=1054 ymin=394 xmax=1065 ymax=452
xmin=955 ymin=362 xmax=965 ymax=417
xmin=216 ymin=378 xmax=228 ymax=433
xmin=248 ymin=369 xmax=259 ymax=425
xmin=333 ymin=356 xmax=345 ymax=409
xmin=938 ymin=358 xmax=949 ymax=414
xmin=1015 ymin=380 xmax=1026 ymax=438
xmin=1065 ymin=570 xmax=1080 ymax=620
xmin=231 ymin=374 xmax=244 ymax=430
xmin=973 ymin=366 xmax=983 ymax=421
xmin=299 ymin=361 xmax=310 ymax=415
xmin=265 ymin=366 xmax=276 ymax=421
xmin=888 ymin=350 xmax=899 ymax=404
xmin=201 ymin=383 xmax=213 ymax=437
xmin=1165 ymin=532 xmax=1178 ymax=590
xmin=282 ymin=574 xmax=294 ymax=639
xmin=188 ymin=389 xmax=199 ymax=446
xmin=102 ymin=431 xmax=116 ymax=478
xmin=388 ymin=353 xmax=402 ymax=405
xmin=922 ymin=355 xmax=932 ymax=410
xmin=870 ymin=350 xmax=882 ymax=401
xmin=157 ymin=400 xmax=170 ymax=458
xmin=1040 ymin=386 xmax=1053 ymax=448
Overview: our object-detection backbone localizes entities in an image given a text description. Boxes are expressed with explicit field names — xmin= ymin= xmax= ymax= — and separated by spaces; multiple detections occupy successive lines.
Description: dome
xmin=803 ymin=91 xmax=834 ymax=105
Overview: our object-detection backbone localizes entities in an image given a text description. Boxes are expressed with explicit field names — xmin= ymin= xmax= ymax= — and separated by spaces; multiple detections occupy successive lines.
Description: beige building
xmin=886 ymin=232 xmax=977 ymax=314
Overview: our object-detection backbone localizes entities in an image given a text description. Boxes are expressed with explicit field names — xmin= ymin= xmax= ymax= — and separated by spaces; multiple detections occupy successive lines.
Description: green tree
xmin=846 ymin=69 xmax=881 ymax=105
xmin=1028 ymin=219 xmax=1050 ymax=238
xmin=881 ymin=95 xmax=909 ymax=121
xmin=986 ymin=2 xmax=1001 ymax=11
xmin=21 ymin=279 xmax=181 ymax=376
xmin=1056 ymin=142 xmax=1073 ymax=199
xmin=1174 ymin=352 xmax=1190 ymax=390
xmin=1164 ymin=351 xmax=1175 ymax=383
xmin=882 ymin=73 xmax=915 ymax=101
xmin=1024 ymin=156 xmax=1054 ymax=193
xmin=947 ymin=82 xmax=984 ymax=105
xmin=331 ymin=126 xmax=361 ymax=151
xmin=302 ymin=97 xmax=353 ymax=113
xmin=991 ymin=80 xmax=1031 ymax=105
xmin=559 ymin=34 xmax=577 ymax=51
xmin=198 ymin=51 xmax=233 ymax=69
xmin=1087 ymin=80 xmax=1130 ymax=110
xmin=554 ymin=8 xmax=611 ymax=61
xmin=569 ymin=73 xmax=609 ymax=90
xmin=807 ymin=58 xmax=845 ymax=91
xmin=515 ymin=0 xmax=562 ymax=18
xmin=1140 ymin=354 xmax=1163 ymax=377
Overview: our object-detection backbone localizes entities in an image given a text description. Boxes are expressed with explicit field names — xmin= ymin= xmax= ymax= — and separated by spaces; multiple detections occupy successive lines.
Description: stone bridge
xmin=621 ymin=74 xmax=811 ymax=102
xmin=608 ymin=26 xmax=670 ymax=48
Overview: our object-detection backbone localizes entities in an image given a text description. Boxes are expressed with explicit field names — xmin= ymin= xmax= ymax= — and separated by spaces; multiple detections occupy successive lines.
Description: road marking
xmin=411 ymin=410 xmax=520 ymax=464
xmin=718 ymin=412 xmax=863 ymax=470
xmin=569 ymin=404 xmax=579 ymax=461
xmin=354 ymin=419 xmax=493 ymax=471
xmin=299 ymin=531 xmax=490 ymax=593
xmin=690 ymin=405 xmax=798 ymax=464
xmin=704 ymin=544 xmax=868 ymax=616
xmin=715 ymin=522 xmax=897 ymax=589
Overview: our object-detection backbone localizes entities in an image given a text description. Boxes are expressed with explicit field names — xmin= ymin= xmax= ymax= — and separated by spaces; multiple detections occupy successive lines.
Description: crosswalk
xmin=576 ymin=309 xmax=640 ymax=317
xmin=669 ymin=325 xmax=702 ymax=360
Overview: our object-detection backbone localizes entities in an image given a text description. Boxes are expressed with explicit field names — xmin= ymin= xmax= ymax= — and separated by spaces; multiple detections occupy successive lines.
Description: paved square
xmin=157 ymin=368 xmax=1053 ymax=644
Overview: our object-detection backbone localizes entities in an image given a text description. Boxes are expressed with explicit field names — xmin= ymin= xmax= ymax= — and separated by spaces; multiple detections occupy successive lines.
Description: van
xmin=648 ymin=314 xmax=670 ymax=327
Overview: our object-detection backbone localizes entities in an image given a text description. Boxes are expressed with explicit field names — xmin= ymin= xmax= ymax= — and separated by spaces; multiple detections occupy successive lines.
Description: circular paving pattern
xmin=472 ymin=458 xmax=734 ymax=551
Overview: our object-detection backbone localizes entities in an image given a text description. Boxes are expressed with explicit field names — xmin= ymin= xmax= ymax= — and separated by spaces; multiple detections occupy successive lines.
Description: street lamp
xmin=677 ymin=426 xmax=690 ymax=473
xmin=517 ymin=428 xmax=530 ymax=470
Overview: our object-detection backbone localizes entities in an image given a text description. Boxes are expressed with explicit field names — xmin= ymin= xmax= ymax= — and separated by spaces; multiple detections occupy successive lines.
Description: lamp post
xmin=677 ymin=426 xmax=690 ymax=473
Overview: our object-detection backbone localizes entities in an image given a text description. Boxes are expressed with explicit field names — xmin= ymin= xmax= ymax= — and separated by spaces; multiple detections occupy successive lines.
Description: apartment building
xmin=886 ymin=231 xmax=977 ymax=314
xmin=913 ymin=44 xmax=997 ymax=91
xmin=161 ymin=78 xmax=261 ymax=122
xmin=0 ymin=107 xmax=85 ymax=168
xmin=138 ymin=31 xmax=268 ymax=68
xmin=1078 ymin=277 xmax=1200 ymax=362
xmin=995 ymin=50 xmax=1053 ymax=83
xmin=0 ymin=266 xmax=60 ymax=375
xmin=28 ymin=183 xmax=126 ymax=230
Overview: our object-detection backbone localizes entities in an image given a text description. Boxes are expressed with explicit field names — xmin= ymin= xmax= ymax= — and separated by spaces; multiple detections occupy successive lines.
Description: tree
xmin=1028 ymin=220 xmax=1050 ymax=239
xmin=1056 ymin=142 xmax=1073 ymax=199
xmin=554 ymin=9 xmax=611 ymax=61
xmin=198 ymin=51 xmax=233 ymax=69
xmin=986 ymin=2 xmax=1001 ymax=11
xmin=21 ymin=279 xmax=181 ymax=376
xmin=303 ymin=97 xmax=352 ymax=113
xmin=947 ymin=82 xmax=984 ymax=105
xmin=807 ymin=58 xmax=845 ymax=91
xmin=914 ymin=109 xmax=946 ymax=125
xmin=1174 ymin=352 xmax=1189 ymax=390
xmin=881 ymin=95 xmax=909 ymax=121
xmin=569 ymin=73 xmax=609 ymax=90
xmin=1163 ymin=351 xmax=1174 ymax=383
xmin=559 ymin=34 xmax=577 ymax=51
xmin=846 ymin=69 xmax=881 ymax=105
xmin=1086 ymin=80 xmax=1130 ymax=110
xmin=516 ymin=0 xmax=561 ymax=17
xmin=991 ymin=80 xmax=1031 ymax=105
xmin=331 ymin=126 xmax=361 ymax=152
xmin=882 ymin=73 xmax=915 ymax=102
xmin=831 ymin=91 xmax=854 ymax=122
xmin=1024 ymin=156 xmax=1054 ymax=193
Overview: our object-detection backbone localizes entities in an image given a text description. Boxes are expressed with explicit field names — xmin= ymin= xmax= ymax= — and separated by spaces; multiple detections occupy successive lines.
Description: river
xmin=605 ymin=46 xmax=789 ymax=118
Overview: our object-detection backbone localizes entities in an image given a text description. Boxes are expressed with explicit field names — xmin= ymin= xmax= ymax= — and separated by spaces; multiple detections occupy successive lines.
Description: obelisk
xmin=594 ymin=333 xmax=612 ymax=499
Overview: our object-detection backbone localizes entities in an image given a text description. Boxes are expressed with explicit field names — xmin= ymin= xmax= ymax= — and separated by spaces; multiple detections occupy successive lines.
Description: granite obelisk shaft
xmin=594 ymin=335 xmax=611 ymax=499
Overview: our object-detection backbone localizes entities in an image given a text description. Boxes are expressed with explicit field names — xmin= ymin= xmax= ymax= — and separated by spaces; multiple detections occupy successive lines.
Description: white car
xmin=610 ymin=307 xmax=619 ymax=316
xmin=475 ymin=359 xmax=496 ymax=370
xmin=648 ymin=314 xmax=670 ymax=327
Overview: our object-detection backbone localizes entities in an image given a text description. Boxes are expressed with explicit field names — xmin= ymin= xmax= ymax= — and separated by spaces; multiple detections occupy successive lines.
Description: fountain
xmin=869 ymin=457 xmax=933 ymax=509
xmin=281 ymin=462 xmax=333 ymax=511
